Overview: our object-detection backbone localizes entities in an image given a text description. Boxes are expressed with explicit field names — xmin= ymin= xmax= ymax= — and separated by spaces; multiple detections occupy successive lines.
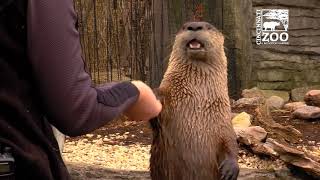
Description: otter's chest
xmin=161 ymin=84 xmax=229 ymax=129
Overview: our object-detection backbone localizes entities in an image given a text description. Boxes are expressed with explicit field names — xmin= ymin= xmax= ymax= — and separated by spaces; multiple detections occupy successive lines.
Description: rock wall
xmin=248 ymin=0 xmax=320 ymax=91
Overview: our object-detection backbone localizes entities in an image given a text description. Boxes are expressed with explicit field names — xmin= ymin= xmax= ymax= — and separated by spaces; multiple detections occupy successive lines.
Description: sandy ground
xmin=62 ymin=120 xmax=292 ymax=180
xmin=62 ymin=106 xmax=320 ymax=180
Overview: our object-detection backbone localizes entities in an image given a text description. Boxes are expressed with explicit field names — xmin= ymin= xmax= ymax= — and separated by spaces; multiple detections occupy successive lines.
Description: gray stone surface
xmin=291 ymin=86 xmax=320 ymax=102
xmin=242 ymin=87 xmax=264 ymax=98
xmin=257 ymin=70 xmax=292 ymax=82
xmin=69 ymin=166 xmax=302 ymax=180
xmin=242 ymin=87 xmax=290 ymax=101
xmin=257 ymin=81 xmax=293 ymax=91
xmin=304 ymin=90 xmax=320 ymax=107
xmin=266 ymin=138 xmax=320 ymax=178
xmin=232 ymin=112 xmax=252 ymax=128
xmin=238 ymin=168 xmax=300 ymax=180
xmin=283 ymin=102 xmax=306 ymax=111
xmin=253 ymin=0 xmax=320 ymax=7
xmin=234 ymin=97 xmax=265 ymax=107
xmin=249 ymin=1 xmax=320 ymax=92
xmin=260 ymin=90 xmax=290 ymax=102
xmin=235 ymin=126 xmax=268 ymax=146
xmin=266 ymin=96 xmax=285 ymax=110
xmin=293 ymin=106 xmax=320 ymax=120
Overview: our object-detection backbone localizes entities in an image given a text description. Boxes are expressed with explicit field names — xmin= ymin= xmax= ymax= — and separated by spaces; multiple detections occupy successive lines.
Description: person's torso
xmin=0 ymin=1 xmax=70 ymax=179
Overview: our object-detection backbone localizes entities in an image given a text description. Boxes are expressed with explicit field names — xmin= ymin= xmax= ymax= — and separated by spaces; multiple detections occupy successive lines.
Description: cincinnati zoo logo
xmin=256 ymin=9 xmax=289 ymax=45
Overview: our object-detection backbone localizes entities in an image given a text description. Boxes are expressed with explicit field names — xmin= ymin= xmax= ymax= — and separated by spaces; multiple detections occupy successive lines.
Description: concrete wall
xmin=226 ymin=0 xmax=320 ymax=94
xmin=250 ymin=0 xmax=320 ymax=91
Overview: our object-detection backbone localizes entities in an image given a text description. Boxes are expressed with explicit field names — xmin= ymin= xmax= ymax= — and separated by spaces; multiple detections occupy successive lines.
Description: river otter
xmin=150 ymin=22 xmax=239 ymax=180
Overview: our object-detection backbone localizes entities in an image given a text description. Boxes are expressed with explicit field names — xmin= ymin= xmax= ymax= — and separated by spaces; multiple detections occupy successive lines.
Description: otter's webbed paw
xmin=219 ymin=158 xmax=239 ymax=180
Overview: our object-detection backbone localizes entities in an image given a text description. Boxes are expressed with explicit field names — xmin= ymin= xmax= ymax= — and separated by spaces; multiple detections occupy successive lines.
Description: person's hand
xmin=125 ymin=81 xmax=162 ymax=121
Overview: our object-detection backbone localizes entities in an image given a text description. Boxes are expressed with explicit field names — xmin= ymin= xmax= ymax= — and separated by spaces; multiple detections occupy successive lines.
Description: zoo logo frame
xmin=256 ymin=9 xmax=289 ymax=45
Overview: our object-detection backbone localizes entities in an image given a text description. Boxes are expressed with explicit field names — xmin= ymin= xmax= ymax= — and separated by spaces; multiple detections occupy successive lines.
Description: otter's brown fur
xmin=150 ymin=22 xmax=239 ymax=180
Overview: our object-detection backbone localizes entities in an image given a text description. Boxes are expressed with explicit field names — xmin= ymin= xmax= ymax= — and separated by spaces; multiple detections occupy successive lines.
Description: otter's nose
xmin=185 ymin=22 xmax=211 ymax=31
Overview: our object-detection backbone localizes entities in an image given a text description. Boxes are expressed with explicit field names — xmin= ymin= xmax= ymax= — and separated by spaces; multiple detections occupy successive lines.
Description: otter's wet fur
xmin=150 ymin=22 xmax=239 ymax=180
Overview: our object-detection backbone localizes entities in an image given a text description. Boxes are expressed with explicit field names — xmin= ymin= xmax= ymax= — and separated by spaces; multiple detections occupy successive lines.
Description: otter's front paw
xmin=219 ymin=158 xmax=239 ymax=180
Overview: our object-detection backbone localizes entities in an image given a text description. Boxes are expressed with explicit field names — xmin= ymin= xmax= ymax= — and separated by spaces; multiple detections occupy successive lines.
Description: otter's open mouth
xmin=187 ymin=39 xmax=204 ymax=50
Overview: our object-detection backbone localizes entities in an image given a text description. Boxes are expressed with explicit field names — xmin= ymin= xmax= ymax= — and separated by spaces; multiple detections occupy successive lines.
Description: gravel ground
xmin=64 ymin=139 xmax=150 ymax=171
xmin=62 ymin=120 xmax=291 ymax=180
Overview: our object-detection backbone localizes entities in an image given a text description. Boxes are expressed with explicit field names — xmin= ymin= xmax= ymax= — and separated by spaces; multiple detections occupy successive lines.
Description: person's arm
xmin=27 ymin=0 xmax=141 ymax=136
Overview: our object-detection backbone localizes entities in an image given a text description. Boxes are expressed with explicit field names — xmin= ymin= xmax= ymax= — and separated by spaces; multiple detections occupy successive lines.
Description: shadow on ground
xmin=67 ymin=162 xmax=150 ymax=180
xmin=70 ymin=117 xmax=153 ymax=146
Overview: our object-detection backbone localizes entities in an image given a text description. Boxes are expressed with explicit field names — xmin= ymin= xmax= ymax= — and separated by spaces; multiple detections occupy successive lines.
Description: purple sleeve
xmin=27 ymin=0 xmax=139 ymax=136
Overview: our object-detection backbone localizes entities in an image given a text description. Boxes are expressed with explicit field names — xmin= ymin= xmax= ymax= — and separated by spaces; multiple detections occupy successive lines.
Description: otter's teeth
xmin=189 ymin=42 xmax=201 ymax=49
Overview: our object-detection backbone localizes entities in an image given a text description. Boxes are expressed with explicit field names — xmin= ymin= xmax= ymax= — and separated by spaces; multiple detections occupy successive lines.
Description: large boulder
xmin=266 ymin=138 xmax=320 ymax=178
xmin=266 ymin=96 xmax=285 ymax=110
xmin=243 ymin=138 xmax=320 ymax=179
xmin=304 ymin=90 xmax=320 ymax=107
xmin=283 ymin=102 xmax=306 ymax=111
xmin=241 ymin=87 xmax=264 ymax=98
xmin=251 ymin=142 xmax=279 ymax=157
xmin=261 ymin=90 xmax=290 ymax=102
xmin=234 ymin=126 xmax=267 ymax=146
xmin=241 ymin=87 xmax=289 ymax=102
xmin=292 ymin=106 xmax=320 ymax=120
xmin=233 ymin=97 xmax=265 ymax=107
xmin=238 ymin=169 xmax=299 ymax=180
xmin=232 ymin=112 xmax=252 ymax=128
xmin=291 ymin=86 xmax=320 ymax=102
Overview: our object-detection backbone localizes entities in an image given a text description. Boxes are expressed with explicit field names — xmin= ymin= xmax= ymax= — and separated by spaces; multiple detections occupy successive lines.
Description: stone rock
xmin=233 ymin=97 xmax=265 ymax=107
xmin=304 ymin=90 xmax=320 ymax=107
xmin=291 ymin=86 xmax=320 ymax=102
xmin=266 ymin=138 xmax=320 ymax=178
xmin=238 ymin=168 xmax=301 ymax=180
xmin=253 ymin=0 xmax=320 ymax=9
xmin=254 ymin=43 xmax=320 ymax=55
xmin=293 ymin=106 xmax=320 ymax=120
xmin=95 ymin=139 xmax=104 ymax=145
xmin=305 ymin=70 xmax=320 ymax=83
xmin=234 ymin=126 xmax=267 ymax=146
xmin=290 ymin=36 xmax=320 ymax=47
xmin=242 ymin=87 xmax=290 ymax=102
xmin=242 ymin=87 xmax=264 ymax=98
xmin=251 ymin=142 xmax=279 ymax=157
xmin=232 ymin=112 xmax=252 ymax=128
xmin=266 ymin=96 xmax=285 ymax=110
xmin=86 ymin=134 xmax=94 ymax=138
xmin=257 ymin=81 xmax=293 ymax=91
xmin=283 ymin=102 xmax=306 ymax=111
xmin=257 ymin=69 xmax=292 ymax=82
xmin=231 ymin=113 xmax=239 ymax=120
xmin=261 ymin=90 xmax=290 ymax=102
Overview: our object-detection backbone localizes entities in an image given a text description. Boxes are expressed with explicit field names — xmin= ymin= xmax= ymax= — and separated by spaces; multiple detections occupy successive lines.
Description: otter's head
xmin=171 ymin=22 xmax=225 ymax=67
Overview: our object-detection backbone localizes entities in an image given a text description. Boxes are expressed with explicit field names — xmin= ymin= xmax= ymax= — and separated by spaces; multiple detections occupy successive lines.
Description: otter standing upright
xmin=150 ymin=22 xmax=239 ymax=180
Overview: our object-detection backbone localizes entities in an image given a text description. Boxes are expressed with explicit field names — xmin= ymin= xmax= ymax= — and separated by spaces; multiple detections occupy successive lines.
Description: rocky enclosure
xmin=61 ymin=87 xmax=320 ymax=180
